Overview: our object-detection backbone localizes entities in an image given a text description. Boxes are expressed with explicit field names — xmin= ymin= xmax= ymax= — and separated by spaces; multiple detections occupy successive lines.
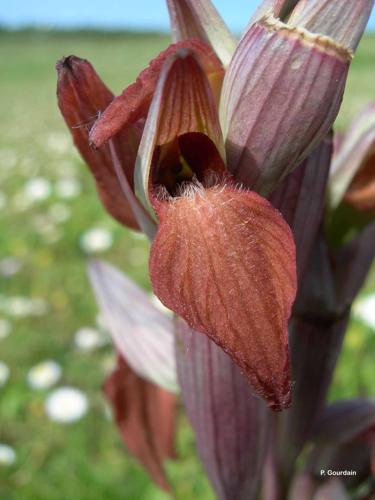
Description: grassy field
xmin=0 ymin=30 xmax=374 ymax=499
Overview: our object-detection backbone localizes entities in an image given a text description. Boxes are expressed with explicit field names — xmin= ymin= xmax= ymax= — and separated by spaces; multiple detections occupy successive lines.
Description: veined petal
xmin=270 ymin=134 xmax=332 ymax=280
xmin=88 ymin=259 xmax=178 ymax=393
xmin=90 ymin=40 xmax=224 ymax=147
xmin=330 ymin=102 xmax=375 ymax=210
xmin=56 ymin=56 xmax=142 ymax=230
xmin=288 ymin=0 xmax=374 ymax=51
xmin=175 ymin=318 xmax=269 ymax=500
xmin=104 ymin=354 xmax=176 ymax=492
xmin=166 ymin=0 xmax=236 ymax=67
xmin=220 ymin=14 xmax=351 ymax=195
xmin=134 ymin=49 xmax=225 ymax=215
xmin=150 ymin=182 xmax=297 ymax=411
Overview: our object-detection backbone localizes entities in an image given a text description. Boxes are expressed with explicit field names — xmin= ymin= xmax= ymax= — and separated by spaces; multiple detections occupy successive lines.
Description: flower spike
xmin=220 ymin=14 xmax=351 ymax=196
xmin=166 ymin=0 xmax=236 ymax=67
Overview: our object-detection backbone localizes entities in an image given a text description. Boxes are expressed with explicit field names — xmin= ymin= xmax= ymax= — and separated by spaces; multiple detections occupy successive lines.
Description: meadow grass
xmin=0 ymin=30 xmax=374 ymax=499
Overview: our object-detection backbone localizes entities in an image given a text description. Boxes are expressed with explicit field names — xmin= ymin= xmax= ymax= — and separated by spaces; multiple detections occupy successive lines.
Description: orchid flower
xmin=57 ymin=0 xmax=373 ymax=413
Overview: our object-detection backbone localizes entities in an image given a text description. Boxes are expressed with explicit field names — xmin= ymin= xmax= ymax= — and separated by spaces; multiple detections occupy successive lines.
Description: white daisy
xmin=3 ymin=296 xmax=48 ymax=318
xmin=80 ymin=228 xmax=113 ymax=254
xmin=45 ymin=387 xmax=89 ymax=423
xmin=27 ymin=360 xmax=62 ymax=390
xmin=6 ymin=297 xmax=34 ymax=317
xmin=24 ymin=177 xmax=52 ymax=202
xmin=354 ymin=294 xmax=375 ymax=330
xmin=74 ymin=327 xmax=106 ymax=351
xmin=0 ymin=444 xmax=16 ymax=466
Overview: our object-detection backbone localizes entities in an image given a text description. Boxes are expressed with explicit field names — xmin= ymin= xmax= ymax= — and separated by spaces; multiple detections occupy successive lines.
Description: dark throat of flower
xmin=151 ymin=132 xmax=227 ymax=199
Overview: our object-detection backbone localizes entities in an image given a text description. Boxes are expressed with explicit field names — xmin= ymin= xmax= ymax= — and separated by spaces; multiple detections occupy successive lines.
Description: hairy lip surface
xmin=150 ymin=181 xmax=297 ymax=411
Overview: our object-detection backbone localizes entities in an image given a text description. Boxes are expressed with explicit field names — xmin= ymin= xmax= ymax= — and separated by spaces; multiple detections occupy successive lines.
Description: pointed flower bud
xmin=220 ymin=13 xmax=352 ymax=195
xmin=56 ymin=56 xmax=145 ymax=230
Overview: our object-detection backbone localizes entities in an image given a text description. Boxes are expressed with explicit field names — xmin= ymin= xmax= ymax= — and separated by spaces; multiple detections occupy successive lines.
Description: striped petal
xmin=104 ymin=354 xmax=176 ymax=492
xmin=175 ymin=318 xmax=269 ymax=500
xmin=88 ymin=259 xmax=178 ymax=393
xmin=288 ymin=0 xmax=374 ymax=51
xmin=90 ymin=40 xmax=223 ymax=147
xmin=133 ymin=48 xmax=225 ymax=216
xmin=220 ymin=14 xmax=351 ymax=195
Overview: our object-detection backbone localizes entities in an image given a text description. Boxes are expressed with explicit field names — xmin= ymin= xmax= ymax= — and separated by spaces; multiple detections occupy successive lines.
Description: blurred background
xmin=0 ymin=1 xmax=374 ymax=499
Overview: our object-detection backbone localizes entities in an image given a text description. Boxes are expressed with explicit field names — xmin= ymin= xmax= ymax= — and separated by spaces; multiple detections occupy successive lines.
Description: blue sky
xmin=2 ymin=0 xmax=375 ymax=33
